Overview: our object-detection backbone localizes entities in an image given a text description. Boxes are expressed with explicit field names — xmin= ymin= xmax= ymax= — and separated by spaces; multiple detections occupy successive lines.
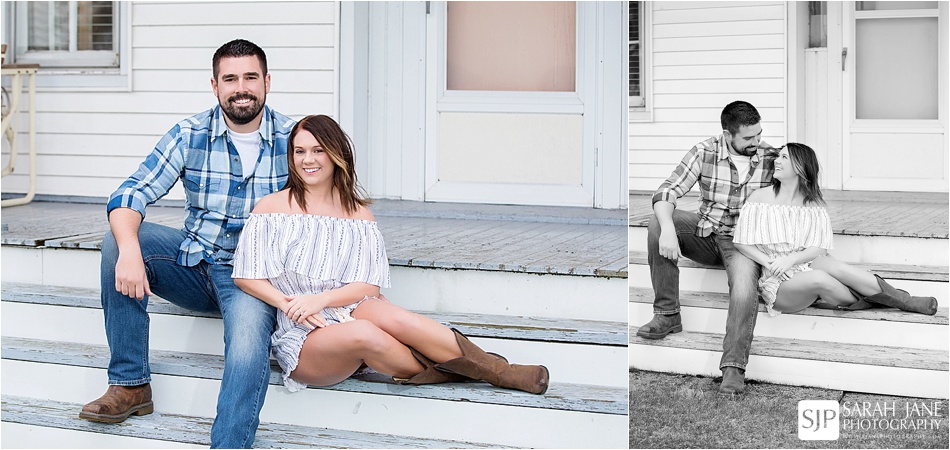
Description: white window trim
xmin=629 ymin=1 xmax=653 ymax=122
xmin=4 ymin=1 xmax=131 ymax=91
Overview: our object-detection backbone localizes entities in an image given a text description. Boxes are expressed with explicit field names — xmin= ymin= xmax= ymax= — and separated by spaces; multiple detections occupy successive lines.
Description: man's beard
xmin=734 ymin=145 xmax=758 ymax=157
xmin=731 ymin=139 xmax=758 ymax=156
xmin=221 ymin=93 xmax=264 ymax=126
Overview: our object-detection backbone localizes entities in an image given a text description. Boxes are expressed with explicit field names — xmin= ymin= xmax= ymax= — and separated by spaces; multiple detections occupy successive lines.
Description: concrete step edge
xmin=1 ymin=336 xmax=626 ymax=416
xmin=627 ymin=251 xmax=950 ymax=282
xmin=1 ymin=394 xmax=507 ymax=449
xmin=628 ymin=327 xmax=948 ymax=372
xmin=628 ymin=287 xmax=949 ymax=326
xmin=2 ymin=282 xmax=626 ymax=347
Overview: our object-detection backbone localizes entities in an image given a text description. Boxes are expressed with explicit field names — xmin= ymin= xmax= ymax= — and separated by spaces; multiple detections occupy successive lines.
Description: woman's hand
xmin=286 ymin=294 xmax=329 ymax=329
xmin=766 ymin=255 xmax=796 ymax=278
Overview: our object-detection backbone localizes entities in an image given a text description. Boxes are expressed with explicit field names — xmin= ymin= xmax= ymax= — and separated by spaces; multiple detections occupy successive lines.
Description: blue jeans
xmin=101 ymin=222 xmax=276 ymax=448
xmin=647 ymin=210 xmax=761 ymax=371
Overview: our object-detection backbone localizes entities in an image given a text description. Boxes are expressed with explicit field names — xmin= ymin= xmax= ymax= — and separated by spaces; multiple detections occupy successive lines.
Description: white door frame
xmin=423 ymin=1 xmax=625 ymax=207
xmin=342 ymin=1 xmax=627 ymax=207
xmin=839 ymin=2 xmax=948 ymax=192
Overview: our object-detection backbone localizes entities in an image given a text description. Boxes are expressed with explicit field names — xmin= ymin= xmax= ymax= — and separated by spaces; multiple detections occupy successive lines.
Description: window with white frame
xmin=629 ymin=1 xmax=644 ymax=108
xmin=11 ymin=1 xmax=119 ymax=68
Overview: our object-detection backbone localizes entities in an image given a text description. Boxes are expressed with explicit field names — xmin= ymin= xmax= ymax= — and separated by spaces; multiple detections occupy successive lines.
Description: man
xmin=79 ymin=39 xmax=296 ymax=448
xmin=635 ymin=100 xmax=775 ymax=395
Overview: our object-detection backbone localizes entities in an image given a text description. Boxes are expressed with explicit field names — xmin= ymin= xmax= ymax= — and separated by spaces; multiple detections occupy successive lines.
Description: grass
xmin=629 ymin=370 xmax=949 ymax=449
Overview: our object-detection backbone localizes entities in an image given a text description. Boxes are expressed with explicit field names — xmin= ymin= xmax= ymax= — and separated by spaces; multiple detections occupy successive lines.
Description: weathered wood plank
xmin=628 ymin=191 xmax=950 ymax=239
xmin=1 ymin=394 xmax=503 ymax=449
xmin=628 ymin=327 xmax=948 ymax=371
xmin=1 ymin=282 xmax=626 ymax=346
xmin=1 ymin=200 xmax=628 ymax=278
xmin=628 ymin=251 xmax=950 ymax=282
xmin=1 ymin=337 xmax=627 ymax=416
xmin=628 ymin=286 xmax=950 ymax=326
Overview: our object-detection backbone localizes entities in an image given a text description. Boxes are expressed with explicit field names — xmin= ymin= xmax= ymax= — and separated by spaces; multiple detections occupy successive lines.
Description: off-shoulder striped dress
xmin=232 ymin=213 xmax=391 ymax=392
xmin=733 ymin=202 xmax=833 ymax=316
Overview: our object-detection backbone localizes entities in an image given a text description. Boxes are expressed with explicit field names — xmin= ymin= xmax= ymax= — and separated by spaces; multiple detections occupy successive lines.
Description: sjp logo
xmin=799 ymin=400 xmax=840 ymax=440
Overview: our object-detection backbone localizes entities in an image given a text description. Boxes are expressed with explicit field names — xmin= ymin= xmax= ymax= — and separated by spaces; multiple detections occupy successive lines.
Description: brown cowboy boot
xmin=79 ymin=384 xmax=153 ymax=423
xmin=864 ymin=275 xmax=938 ymax=315
xmin=435 ymin=328 xmax=549 ymax=394
xmin=393 ymin=347 xmax=471 ymax=385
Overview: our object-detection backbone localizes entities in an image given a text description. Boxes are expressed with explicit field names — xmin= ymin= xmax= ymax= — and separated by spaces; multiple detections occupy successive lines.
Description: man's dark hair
xmin=720 ymin=101 xmax=761 ymax=136
xmin=212 ymin=39 xmax=268 ymax=79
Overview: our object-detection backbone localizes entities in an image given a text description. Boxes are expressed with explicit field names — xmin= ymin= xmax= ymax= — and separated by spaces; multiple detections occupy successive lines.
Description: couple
xmin=637 ymin=101 xmax=938 ymax=395
xmin=78 ymin=39 xmax=548 ymax=448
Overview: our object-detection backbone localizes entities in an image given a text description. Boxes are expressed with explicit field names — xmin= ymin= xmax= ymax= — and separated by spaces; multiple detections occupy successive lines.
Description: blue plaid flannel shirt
xmin=107 ymin=105 xmax=295 ymax=266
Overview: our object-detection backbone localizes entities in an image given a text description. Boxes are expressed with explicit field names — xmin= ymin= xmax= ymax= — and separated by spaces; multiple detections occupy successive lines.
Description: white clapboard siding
xmin=1 ymin=1 xmax=339 ymax=201
xmin=14 ymin=112 xmax=191 ymax=136
xmin=131 ymin=24 xmax=337 ymax=49
xmin=132 ymin=70 xmax=336 ymax=94
xmin=652 ymin=3 xmax=785 ymax=22
xmin=131 ymin=1 xmax=337 ymax=26
xmin=653 ymin=64 xmax=785 ymax=80
xmin=131 ymin=47 xmax=335 ymax=71
xmin=29 ymin=92 xmax=329 ymax=117
xmin=629 ymin=1 xmax=788 ymax=192
xmin=651 ymin=106 xmax=783 ymax=122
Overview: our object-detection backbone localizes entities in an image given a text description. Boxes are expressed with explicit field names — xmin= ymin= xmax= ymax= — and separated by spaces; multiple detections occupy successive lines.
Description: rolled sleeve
xmin=106 ymin=126 xmax=187 ymax=219
xmin=652 ymin=144 xmax=703 ymax=207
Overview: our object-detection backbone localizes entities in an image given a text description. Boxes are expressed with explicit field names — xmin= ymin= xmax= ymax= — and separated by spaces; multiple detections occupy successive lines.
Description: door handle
xmin=841 ymin=47 xmax=848 ymax=71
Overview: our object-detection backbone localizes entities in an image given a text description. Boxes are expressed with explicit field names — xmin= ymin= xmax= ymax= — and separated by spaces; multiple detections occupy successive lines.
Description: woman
xmin=733 ymin=143 xmax=937 ymax=316
xmin=231 ymin=115 xmax=549 ymax=394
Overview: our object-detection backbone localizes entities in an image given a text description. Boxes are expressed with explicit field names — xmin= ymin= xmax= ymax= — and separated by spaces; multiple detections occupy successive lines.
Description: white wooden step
xmin=628 ymin=226 xmax=949 ymax=266
xmin=0 ymin=246 xmax=627 ymax=321
xmin=628 ymin=327 xmax=949 ymax=399
xmin=1 ymin=395 xmax=506 ymax=449
xmin=629 ymin=287 xmax=949 ymax=350
xmin=1 ymin=282 xmax=627 ymax=387
xmin=628 ymin=251 xmax=949 ymax=305
xmin=2 ymin=337 xmax=627 ymax=448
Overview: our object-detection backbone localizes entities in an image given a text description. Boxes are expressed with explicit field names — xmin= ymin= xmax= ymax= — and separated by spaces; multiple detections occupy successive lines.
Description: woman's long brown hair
xmin=284 ymin=115 xmax=370 ymax=214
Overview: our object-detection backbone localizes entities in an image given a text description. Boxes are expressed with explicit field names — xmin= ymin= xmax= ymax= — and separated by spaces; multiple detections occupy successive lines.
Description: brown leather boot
xmin=865 ymin=274 xmax=938 ymax=315
xmin=436 ymin=328 xmax=549 ymax=394
xmin=394 ymin=347 xmax=471 ymax=385
xmin=79 ymin=384 xmax=153 ymax=423
xmin=718 ymin=367 xmax=745 ymax=396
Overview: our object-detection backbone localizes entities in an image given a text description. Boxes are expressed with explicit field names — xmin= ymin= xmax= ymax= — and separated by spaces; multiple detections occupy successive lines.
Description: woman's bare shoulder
xmin=252 ymin=190 xmax=292 ymax=214
xmin=351 ymin=204 xmax=376 ymax=222
xmin=747 ymin=187 xmax=774 ymax=203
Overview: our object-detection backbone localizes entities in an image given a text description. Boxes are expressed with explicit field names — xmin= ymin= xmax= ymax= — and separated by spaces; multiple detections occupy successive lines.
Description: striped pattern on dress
xmin=232 ymin=213 xmax=391 ymax=391
xmin=733 ymin=202 xmax=834 ymax=316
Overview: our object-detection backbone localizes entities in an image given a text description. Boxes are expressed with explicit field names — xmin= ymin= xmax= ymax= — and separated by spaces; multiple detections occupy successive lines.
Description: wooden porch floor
xmin=0 ymin=199 xmax=628 ymax=278
xmin=628 ymin=190 xmax=949 ymax=239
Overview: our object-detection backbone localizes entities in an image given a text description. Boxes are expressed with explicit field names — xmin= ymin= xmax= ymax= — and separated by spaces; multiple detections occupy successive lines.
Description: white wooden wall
xmin=2 ymin=1 xmax=339 ymax=200
xmin=628 ymin=1 xmax=788 ymax=192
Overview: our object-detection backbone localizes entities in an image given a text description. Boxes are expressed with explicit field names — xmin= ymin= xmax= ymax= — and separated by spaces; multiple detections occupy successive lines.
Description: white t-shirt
xmin=229 ymin=129 xmax=262 ymax=179
xmin=730 ymin=153 xmax=752 ymax=182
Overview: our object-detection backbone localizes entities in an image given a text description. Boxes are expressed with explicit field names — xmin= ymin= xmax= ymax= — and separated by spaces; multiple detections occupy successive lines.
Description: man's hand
xmin=114 ymin=249 xmax=152 ymax=300
xmin=657 ymin=228 xmax=682 ymax=261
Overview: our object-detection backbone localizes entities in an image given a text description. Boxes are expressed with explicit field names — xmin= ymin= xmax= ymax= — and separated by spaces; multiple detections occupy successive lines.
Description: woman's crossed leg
xmin=774 ymin=269 xmax=856 ymax=314
xmin=291 ymin=319 xmax=424 ymax=386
